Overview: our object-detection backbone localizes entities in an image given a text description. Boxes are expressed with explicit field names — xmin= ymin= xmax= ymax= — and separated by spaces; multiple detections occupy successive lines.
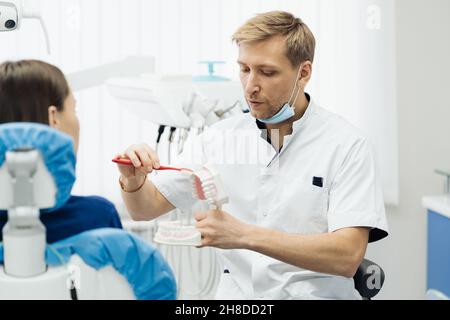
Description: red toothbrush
xmin=113 ymin=158 xmax=228 ymax=208
xmin=112 ymin=157 xmax=193 ymax=172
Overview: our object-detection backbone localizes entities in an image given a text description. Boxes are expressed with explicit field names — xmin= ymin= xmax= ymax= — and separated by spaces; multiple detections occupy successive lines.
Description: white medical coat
xmin=152 ymin=95 xmax=389 ymax=300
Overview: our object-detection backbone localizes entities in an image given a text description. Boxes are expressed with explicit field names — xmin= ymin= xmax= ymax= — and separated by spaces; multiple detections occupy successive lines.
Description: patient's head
xmin=0 ymin=60 xmax=80 ymax=153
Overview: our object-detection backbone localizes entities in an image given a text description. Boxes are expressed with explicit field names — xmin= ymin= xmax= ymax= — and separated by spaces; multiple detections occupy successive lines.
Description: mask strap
xmin=287 ymin=64 xmax=304 ymax=106
xmin=290 ymin=84 xmax=302 ymax=110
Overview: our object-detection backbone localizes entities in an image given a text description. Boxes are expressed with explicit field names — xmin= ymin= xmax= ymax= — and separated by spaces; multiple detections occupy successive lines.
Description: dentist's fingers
xmin=118 ymin=144 xmax=161 ymax=179
xmin=124 ymin=146 xmax=143 ymax=168
xmin=196 ymin=229 xmax=213 ymax=248
xmin=115 ymin=153 xmax=138 ymax=177
xmin=143 ymin=144 xmax=160 ymax=169
xmin=114 ymin=153 xmax=126 ymax=162
xmin=195 ymin=219 xmax=207 ymax=229
xmin=194 ymin=211 xmax=208 ymax=222
xmin=134 ymin=147 xmax=153 ymax=169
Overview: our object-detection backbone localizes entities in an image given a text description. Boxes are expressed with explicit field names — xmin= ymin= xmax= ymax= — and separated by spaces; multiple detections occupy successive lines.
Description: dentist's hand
xmin=116 ymin=143 xmax=161 ymax=187
xmin=195 ymin=210 xmax=252 ymax=249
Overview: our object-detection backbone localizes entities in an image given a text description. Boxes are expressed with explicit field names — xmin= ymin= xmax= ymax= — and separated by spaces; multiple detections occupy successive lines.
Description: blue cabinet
xmin=423 ymin=196 xmax=450 ymax=299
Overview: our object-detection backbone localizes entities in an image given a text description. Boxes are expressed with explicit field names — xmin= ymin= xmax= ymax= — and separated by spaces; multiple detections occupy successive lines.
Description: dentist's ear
xmin=299 ymin=61 xmax=313 ymax=86
xmin=48 ymin=105 xmax=60 ymax=128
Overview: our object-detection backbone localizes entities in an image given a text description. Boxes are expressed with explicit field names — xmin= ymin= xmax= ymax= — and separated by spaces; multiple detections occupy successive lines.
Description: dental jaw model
xmin=153 ymin=164 xmax=228 ymax=246
xmin=153 ymin=221 xmax=201 ymax=246
xmin=190 ymin=164 xmax=229 ymax=211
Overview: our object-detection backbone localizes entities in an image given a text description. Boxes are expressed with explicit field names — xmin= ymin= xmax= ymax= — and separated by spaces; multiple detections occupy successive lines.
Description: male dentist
xmin=116 ymin=11 xmax=389 ymax=299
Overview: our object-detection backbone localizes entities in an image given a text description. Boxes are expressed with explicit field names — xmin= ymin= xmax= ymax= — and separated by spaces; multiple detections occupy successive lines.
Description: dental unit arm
xmin=0 ymin=149 xmax=57 ymax=277
xmin=0 ymin=0 xmax=51 ymax=54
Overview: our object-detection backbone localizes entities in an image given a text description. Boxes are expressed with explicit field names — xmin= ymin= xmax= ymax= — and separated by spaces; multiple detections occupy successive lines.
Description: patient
xmin=0 ymin=60 xmax=122 ymax=243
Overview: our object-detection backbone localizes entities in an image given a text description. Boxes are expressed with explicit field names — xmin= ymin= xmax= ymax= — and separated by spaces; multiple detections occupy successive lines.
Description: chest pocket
xmin=274 ymin=182 xmax=329 ymax=235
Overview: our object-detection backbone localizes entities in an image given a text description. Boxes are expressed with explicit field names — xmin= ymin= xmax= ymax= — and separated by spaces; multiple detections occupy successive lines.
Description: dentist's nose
xmin=245 ymin=72 xmax=261 ymax=97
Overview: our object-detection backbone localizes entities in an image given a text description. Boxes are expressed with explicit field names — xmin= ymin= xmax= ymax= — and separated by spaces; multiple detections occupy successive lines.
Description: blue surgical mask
xmin=257 ymin=65 xmax=303 ymax=125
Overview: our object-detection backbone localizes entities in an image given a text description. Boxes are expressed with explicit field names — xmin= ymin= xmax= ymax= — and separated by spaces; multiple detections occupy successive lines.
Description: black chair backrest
xmin=353 ymin=258 xmax=385 ymax=299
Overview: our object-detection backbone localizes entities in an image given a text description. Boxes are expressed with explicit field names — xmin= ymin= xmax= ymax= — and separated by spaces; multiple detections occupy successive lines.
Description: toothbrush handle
xmin=159 ymin=166 xmax=190 ymax=172
xmin=113 ymin=158 xmax=192 ymax=172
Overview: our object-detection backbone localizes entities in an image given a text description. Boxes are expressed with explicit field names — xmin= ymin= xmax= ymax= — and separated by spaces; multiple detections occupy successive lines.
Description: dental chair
xmin=353 ymin=259 xmax=385 ymax=300
xmin=0 ymin=123 xmax=176 ymax=300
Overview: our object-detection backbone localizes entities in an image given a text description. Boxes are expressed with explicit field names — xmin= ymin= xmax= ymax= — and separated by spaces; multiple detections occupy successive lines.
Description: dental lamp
xmin=0 ymin=0 xmax=51 ymax=54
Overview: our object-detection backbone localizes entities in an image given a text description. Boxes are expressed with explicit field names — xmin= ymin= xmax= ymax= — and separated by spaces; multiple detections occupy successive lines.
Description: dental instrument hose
xmin=169 ymin=127 xmax=177 ymax=143
xmin=155 ymin=125 xmax=166 ymax=154
xmin=154 ymin=125 xmax=166 ymax=232
xmin=168 ymin=127 xmax=177 ymax=165
xmin=47 ymin=244 xmax=78 ymax=300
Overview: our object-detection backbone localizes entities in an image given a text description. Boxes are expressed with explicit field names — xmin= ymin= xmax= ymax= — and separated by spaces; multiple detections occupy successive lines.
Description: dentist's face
xmin=238 ymin=35 xmax=305 ymax=121
xmin=48 ymin=91 xmax=80 ymax=154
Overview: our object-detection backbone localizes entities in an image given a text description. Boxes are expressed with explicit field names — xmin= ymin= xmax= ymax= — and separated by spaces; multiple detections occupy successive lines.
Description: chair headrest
xmin=0 ymin=123 xmax=76 ymax=211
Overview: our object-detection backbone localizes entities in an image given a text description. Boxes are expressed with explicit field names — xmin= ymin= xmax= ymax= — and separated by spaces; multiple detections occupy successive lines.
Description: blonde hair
xmin=232 ymin=11 xmax=316 ymax=67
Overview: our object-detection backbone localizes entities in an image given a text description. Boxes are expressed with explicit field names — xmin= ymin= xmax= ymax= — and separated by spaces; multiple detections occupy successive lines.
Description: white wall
xmin=0 ymin=0 xmax=399 ymax=206
xmin=366 ymin=0 xmax=450 ymax=299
